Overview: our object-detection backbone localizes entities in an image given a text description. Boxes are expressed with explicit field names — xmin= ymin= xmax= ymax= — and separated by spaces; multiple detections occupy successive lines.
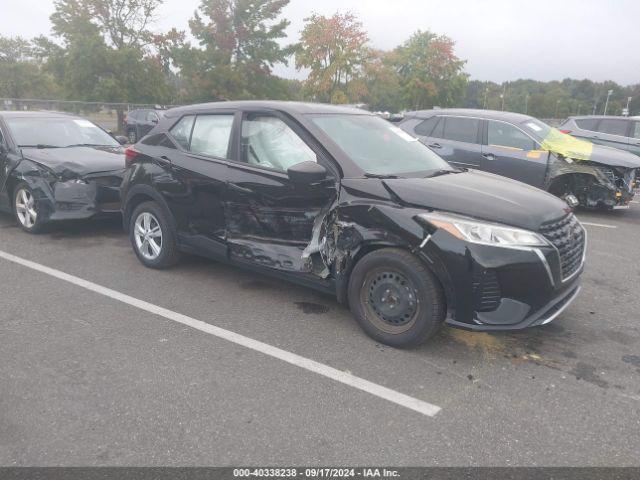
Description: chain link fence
xmin=0 ymin=98 xmax=182 ymax=133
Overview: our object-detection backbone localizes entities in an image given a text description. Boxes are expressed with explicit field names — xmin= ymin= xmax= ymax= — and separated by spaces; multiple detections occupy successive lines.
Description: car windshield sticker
xmin=540 ymin=128 xmax=593 ymax=161
xmin=526 ymin=122 xmax=542 ymax=132
xmin=73 ymin=119 xmax=95 ymax=128
xmin=389 ymin=125 xmax=418 ymax=142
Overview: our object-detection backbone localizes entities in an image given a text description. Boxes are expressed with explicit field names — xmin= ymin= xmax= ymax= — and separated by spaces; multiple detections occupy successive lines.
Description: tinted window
xmin=414 ymin=117 xmax=439 ymax=136
xmin=430 ymin=117 xmax=444 ymax=139
xmin=169 ymin=115 xmax=195 ymax=149
xmin=488 ymin=121 xmax=535 ymax=150
xmin=190 ymin=115 xmax=234 ymax=158
xmin=443 ymin=117 xmax=480 ymax=143
xmin=634 ymin=122 xmax=640 ymax=139
xmin=598 ymin=119 xmax=628 ymax=136
xmin=575 ymin=118 xmax=599 ymax=131
xmin=241 ymin=115 xmax=316 ymax=171
xmin=309 ymin=114 xmax=452 ymax=176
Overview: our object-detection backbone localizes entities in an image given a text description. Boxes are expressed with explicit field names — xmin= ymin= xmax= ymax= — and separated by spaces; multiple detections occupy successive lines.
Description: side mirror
xmin=115 ymin=135 xmax=129 ymax=145
xmin=287 ymin=161 xmax=327 ymax=184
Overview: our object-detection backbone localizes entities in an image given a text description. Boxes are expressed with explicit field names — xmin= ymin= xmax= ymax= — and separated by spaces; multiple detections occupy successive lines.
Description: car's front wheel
xmin=129 ymin=201 xmax=179 ymax=269
xmin=348 ymin=248 xmax=446 ymax=347
xmin=13 ymin=183 xmax=46 ymax=234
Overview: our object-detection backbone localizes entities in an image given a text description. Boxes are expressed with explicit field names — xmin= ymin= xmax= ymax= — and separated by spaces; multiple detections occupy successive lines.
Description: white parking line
xmin=580 ymin=221 xmax=618 ymax=229
xmin=0 ymin=249 xmax=441 ymax=418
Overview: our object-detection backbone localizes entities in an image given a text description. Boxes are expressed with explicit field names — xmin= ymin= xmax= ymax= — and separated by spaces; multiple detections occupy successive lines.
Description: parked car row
xmin=0 ymin=103 xmax=596 ymax=347
xmin=396 ymin=109 xmax=640 ymax=209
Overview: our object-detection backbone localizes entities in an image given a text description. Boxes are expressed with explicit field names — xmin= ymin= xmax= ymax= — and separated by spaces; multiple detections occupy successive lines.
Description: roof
xmin=404 ymin=108 xmax=534 ymax=123
xmin=567 ymin=115 xmax=635 ymax=120
xmin=164 ymin=101 xmax=372 ymax=118
xmin=0 ymin=110 xmax=76 ymax=119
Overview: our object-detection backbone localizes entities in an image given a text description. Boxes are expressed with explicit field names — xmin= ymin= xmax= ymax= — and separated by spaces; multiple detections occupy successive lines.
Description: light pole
xmin=625 ymin=96 xmax=632 ymax=116
xmin=524 ymin=94 xmax=529 ymax=114
xmin=555 ymin=99 xmax=561 ymax=118
xmin=603 ymin=89 xmax=613 ymax=115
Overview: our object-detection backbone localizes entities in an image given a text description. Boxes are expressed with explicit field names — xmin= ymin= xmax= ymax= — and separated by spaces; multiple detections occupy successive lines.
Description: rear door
xmin=423 ymin=116 xmax=483 ymax=168
xmin=0 ymin=123 xmax=9 ymax=209
xmin=481 ymin=120 xmax=547 ymax=187
xmin=222 ymin=110 xmax=337 ymax=274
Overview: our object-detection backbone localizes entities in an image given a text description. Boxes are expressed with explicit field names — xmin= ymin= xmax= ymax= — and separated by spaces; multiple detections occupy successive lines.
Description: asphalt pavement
xmin=0 ymin=205 xmax=639 ymax=466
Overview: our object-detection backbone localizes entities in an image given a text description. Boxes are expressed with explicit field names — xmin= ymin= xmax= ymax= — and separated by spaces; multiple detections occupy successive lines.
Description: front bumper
xmin=32 ymin=171 xmax=124 ymax=222
xmin=421 ymin=229 xmax=584 ymax=332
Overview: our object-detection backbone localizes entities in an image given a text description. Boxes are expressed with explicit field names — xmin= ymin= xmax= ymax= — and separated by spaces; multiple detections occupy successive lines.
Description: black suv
xmin=123 ymin=109 xmax=163 ymax=144
xmin=121 ymin=101 xmax=585 ymax=347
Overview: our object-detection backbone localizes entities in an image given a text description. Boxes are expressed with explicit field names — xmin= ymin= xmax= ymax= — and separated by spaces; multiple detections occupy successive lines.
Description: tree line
xmin=0 ymin=0 xmax=638 ymax=118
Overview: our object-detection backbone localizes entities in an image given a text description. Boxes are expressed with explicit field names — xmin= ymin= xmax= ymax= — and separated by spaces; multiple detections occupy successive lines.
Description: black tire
xmin=348 ymin=248 xmax=446 ymax=347
xmin=127 ymin=129 xmax=137 ymax=144
xmin=12 ymin=182 xmax=47 ymax=234
xmin=129 ymin=201 xmax=180 ymax=269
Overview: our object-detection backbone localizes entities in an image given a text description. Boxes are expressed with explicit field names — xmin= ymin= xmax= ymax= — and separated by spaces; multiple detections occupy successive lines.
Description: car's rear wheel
xmin=348 ymin=248 xmax=446 ymax=347
xmin=127 ymin=129 xmax=137 ymax=144
xmin=13 ymin=183 xmax=46 ymax=234
xmin=130 ymin=201 xmax=179 ymax=269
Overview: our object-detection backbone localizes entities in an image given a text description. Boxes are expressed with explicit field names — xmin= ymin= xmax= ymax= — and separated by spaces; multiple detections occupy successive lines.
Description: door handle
xmin=483 ymin=153 xmax=496 ymax=161
xmin=428 ymin=143 xmax=442 ymax=149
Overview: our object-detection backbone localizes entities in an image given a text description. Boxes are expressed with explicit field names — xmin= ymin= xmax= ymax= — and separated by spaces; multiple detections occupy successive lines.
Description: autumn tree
xmin=361 ymin=50 xmax=402 ymax=112
xmin=393 ymin=30 xmax=467 ymax=110
xmin=295 ymin=12 xmax=369 ymax=103
xmin=0 ymin=36 xmax=59 ymax=98
xmin=168 ymin=0 xmax=293 ymax=102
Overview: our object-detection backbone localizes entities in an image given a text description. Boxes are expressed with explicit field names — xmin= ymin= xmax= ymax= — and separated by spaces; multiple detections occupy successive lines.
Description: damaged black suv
xmin=121 ymin=101 xmax=586 ymax=347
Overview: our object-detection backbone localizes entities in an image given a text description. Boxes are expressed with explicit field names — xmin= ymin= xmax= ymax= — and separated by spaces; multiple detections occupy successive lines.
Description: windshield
xmin=520 ymin=118 xmax=593 ymax=160
xmin=308 ymin=114 xmax=453 ymax=176
xmin=6 ymin=117 xmax=119 ymax=148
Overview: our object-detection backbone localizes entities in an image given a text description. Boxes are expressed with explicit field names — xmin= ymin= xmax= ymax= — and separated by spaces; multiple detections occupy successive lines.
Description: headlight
xmin=418 ymin=212 xmax=548 ymax=247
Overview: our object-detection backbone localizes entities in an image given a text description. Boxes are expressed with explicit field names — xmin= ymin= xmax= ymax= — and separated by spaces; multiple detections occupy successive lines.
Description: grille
xmin=539 ymin=213 xmax=585 ymax=281
xmin=472 ymin=269 xmax=501 ymax=312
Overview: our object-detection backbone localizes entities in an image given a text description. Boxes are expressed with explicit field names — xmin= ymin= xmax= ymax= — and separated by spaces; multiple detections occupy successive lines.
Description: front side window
xmin=309 ymin=114 xmax=452 ymax=176
xmin=414 ymin=117 xmax=439 ymax=136
xmin=241 ymin=115 xmax=316 ymax=171
xmin=190 ymin=115 xmax=234 ymax=158
xmin=442 ymin=117 xmax=480 ymax=143
xmin=488 ymin=121 xmax=535 ymax=150
xmin=598 ymin=119 xmax=628 ymax=136
xmin=169 ymin=116 xmax=195 ymax=150
xmin=575 ymin=118 xmax=599 ymax=131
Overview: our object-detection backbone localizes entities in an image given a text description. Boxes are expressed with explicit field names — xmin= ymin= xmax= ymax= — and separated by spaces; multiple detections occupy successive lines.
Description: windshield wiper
xmin=64 ymin=143 xmax=116 ymax=148
xmin=364 ymin=173 xmax=400 ymax=179
xmin=424 ymin=169 xmax=458 ymax=178
xmin=19 ymin=144 xmax=61 ymax=149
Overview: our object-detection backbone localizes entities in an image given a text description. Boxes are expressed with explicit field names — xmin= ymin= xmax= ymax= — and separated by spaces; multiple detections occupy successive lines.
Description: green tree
xmin=393 ymin=30 xmax=467 ymax=110
xmin=170 ymin=0 xmax=293 ymax=102
xmin=295 ymin=12 xmax=369 ymax=103
xmin=0 ymin=36 xmax=59 ymax=98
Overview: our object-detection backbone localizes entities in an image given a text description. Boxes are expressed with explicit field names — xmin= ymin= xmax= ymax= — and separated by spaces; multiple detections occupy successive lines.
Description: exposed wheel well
xmin=123 ymin=192 xmax=155 ymax=231
xmin=5 ymin=177 xmax=17 ymax=207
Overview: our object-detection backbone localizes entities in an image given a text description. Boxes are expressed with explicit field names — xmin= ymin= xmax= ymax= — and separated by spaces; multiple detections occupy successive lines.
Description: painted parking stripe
xmin=580 ymin=221 xmax=618 ymax=229
xmin=0 ymin=249 xmax=441 ymax=418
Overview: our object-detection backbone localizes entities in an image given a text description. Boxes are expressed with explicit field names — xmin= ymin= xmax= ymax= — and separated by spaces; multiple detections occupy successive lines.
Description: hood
xmin=21 ymin=146 xmax=126 ymax=178
xmin=383 ymin=170 xmax=570 ymax=231
xmin=581 ymin=144 xmax=640 ymax=169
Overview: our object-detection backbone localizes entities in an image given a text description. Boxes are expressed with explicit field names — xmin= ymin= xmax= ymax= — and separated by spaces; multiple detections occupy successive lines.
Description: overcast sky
xmin=2 ymin=0 xmax=638 ymax=84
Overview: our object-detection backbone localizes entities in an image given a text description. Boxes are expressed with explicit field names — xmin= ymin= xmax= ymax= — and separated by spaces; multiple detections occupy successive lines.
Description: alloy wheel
xmin=134 ymin=212 xmax=163 ymax=260
xmin=15 ymin=188 xmax=37 ymax=229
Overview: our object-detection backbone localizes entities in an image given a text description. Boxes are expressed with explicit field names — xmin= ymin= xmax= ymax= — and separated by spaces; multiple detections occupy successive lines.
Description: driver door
xmin=223 ymin=111 xmax=337 ymax=273
xmin=481 ymin=120 xmax=547 ymax=188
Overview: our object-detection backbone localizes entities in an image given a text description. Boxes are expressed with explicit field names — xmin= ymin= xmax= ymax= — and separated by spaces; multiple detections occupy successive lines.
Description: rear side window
xmin=598 ymin=119 xmax=628 ymax=136
xmin=487 ymin=121 xmax=535 ymax=150
xmin=169 ymin=115 xmax=195 ymax=149
xmin=147 ymin=111 xmax=159 ymax=122
xmin=190 ymin=115 xmax=234 ymax=158
xmin=442 ymin=117 xmax=480 ymax=143
xmin=414 ymin=117 xmax=439 ymax=136
xmin=241 ymin=115 xmax=316 ymax=172
xmin=575 ymin=118 xmax=598 ymax=131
